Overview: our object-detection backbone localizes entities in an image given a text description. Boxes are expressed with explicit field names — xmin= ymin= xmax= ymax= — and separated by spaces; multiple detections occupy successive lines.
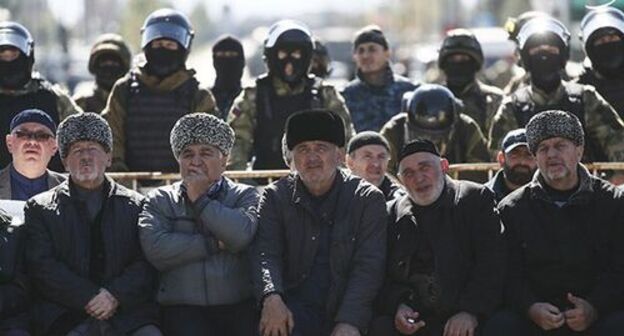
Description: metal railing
xmin=106 ymin=162 xmax=624 ymax=191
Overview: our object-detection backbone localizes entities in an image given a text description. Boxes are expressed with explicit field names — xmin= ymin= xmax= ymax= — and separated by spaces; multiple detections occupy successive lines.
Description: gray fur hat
xmin=526 ymin=110 xmax=584 ymax=154
xmin=57 ymin=112 xmax=113 ymax=158
xmin=170 ymin=113 xmax=235 ymax=159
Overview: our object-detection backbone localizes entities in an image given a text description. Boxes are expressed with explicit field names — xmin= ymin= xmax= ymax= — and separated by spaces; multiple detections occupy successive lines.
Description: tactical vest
xmin=0 ymin=80 xmax=62 ymax=171
xmin=511 ymin=83 xmax=606 ymax=162
xmin=125 ymin=72 xmax=198 ymax=172
xmin=578 ymin=70 xmax=624 ymax=120
xmin=252 ymin=75 xmax=323 ymax=170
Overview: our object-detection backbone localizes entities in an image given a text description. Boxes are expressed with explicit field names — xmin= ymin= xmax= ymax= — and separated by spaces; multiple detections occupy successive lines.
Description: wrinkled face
xmin=346 ymin=144 xmax=389 ymax=187
xmin=353 ymin=42 xmax=389 ymax=74
xmin=292 ymin=140 xmax=341 ymax=189
xmin=398 ymin=152 xmax=448 ymax=206
xmin=150 ymin=38 xmax=179 ymax=50
xmin=6 ymin=122 xmax=57 ymax=168
xmin=63 ymin=141 xmax=111 ymax=188
xmin=499 ymin=145 xmax=537 ymax=186
xmin=178 ymin=143 xmax=227 ymax=184
xmin=535 ymin=137 xmax=583 ymax=186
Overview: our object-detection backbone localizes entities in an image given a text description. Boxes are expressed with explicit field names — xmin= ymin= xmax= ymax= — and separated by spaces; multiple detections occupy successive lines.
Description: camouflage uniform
xmin=489 ymin=82 xmax=624 ymax=162
xmin=227 ymin=75 xmax=354 ymax=170
xmin=0 ymin=73 xmax=82 ymax=169
xmin=380 ymin=107 xmax=490 ymax=178
xmin=73 ymin=86 xmax=110 ymax=114
xmin=102 ymin=66 xmax=217 ymax=172
xmin=341 ymin=67 xmax=418 ymax=132
xmin=454 ymin=80 xmax=504 ymax=138
xmin=577 ymin=67 xmax=624 ymax=120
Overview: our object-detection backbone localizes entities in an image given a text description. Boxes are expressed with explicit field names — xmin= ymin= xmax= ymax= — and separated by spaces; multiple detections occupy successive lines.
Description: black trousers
xmin=482 ymin=310 xmax=624 ymax=336
xmin=162 ymin=300 xmax=256 ymax=336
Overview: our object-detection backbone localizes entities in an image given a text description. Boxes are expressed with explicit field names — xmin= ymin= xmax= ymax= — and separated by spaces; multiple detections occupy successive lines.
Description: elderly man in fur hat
xmin=251 ymin=109 xmax=387 ymax=336
xmin=484 ymin=110 xmax=624 ymax=336
xmin=24 ymin=113 xmax=161 ymax=336
xmin=139 ymin=113 xmax=260 ymax=336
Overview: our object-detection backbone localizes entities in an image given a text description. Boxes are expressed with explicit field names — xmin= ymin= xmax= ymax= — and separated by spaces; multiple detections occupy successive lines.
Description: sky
xmin=48 ymin=0 xmax=386 ymax=27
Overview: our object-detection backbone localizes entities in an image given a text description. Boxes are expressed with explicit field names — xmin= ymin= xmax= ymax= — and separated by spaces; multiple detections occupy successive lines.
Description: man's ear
xmin=496 ymin=151 xmax=506 ymax=167
xmin=440 ymin=158 xmax=450 ymax=173
xmin=6 ymin=134 xmax=14 ymax=154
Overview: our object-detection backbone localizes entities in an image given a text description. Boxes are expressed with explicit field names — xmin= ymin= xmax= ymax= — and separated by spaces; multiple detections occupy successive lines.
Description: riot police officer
xmin=577 ymin=6 xmax=624 ymax=119
xmin=0 ymin=21 xmax=82 ymax=170
xmin=489 ymin=16 xmax=624 ymax=167
xmin=438 ymin=28 xmax=504 ymax=137
xmin=73 ymin=33 xmax=132 ymax=113
xmin=227 ymin=19 xmax=353 ymax=170
xmin=380 ymin=84 xmax=490 ymax=178
xmin=102 ymin=8 xmax=218 ymax=172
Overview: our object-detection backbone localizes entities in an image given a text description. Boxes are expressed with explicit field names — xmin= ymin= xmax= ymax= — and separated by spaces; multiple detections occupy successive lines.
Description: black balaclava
xmin=212 ymin=36 xmax=244 ymax=90
xmin=587 ymin=29 xmax=624 ymax=78
xmin=144 ymin=42 xmax=186 ymax=78
xmin=0 ymin=51 xmax=32 ymax=89
xmin=270 ymin=42 xmax=310 ymax=85
xmin=93 ymin=52 xmax=126 ymax=91
xmin=442 ymin=55 xmax=479 ymax=94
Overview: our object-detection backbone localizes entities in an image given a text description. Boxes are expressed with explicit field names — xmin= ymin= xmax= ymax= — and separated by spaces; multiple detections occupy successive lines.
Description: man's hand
xmin=394 ymin=303 xmax=426 ymax=335
xmin=443 ymin=311 xmax=478 ymax=336
xmin=183 ymin=170 xmax=215 ymax=203
xmin=331 ymin=323 xmax=360 ymax=336
xmin=564 ymin=293 xmax=598 ymax=332
xmin=85 ymin=288 xmax=118 ymax=320
xmin=259 ymin=294 xmax=294 ymax=336
xmin=528 ymin=302 xmax=565 ymax=330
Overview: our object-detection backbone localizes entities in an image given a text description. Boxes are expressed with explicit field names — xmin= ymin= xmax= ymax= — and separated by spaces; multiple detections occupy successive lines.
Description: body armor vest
xmin=511 ymin=83 xmax=605 ymax=162
xmin=252 ymin=75 xmax=322 ymax=170
xmin=125 ymin=73 xmax=198 ymax=172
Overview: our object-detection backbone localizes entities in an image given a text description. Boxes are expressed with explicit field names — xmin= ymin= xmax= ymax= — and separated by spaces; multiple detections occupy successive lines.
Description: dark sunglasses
xmin=13 ymin=130 xmax=55 ymax=142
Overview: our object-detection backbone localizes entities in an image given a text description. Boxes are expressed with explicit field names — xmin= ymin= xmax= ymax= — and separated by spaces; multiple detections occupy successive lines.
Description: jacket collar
xmin=355 ymin=65 xmax=395 ymax=88
xmin=528 ymin=164 xmax=594 ymax=205
xmin=134 ymin=66 xmax=196 ymax=92
xmin=174 ymin=176 xmax=232 ymax=202
xmin=57 ymin=175 xmax=133 ymax=200
xmin=395 ymin=175 xmax=455 ymax=221
xmin=529 ymin=81 xmax=566 ymax=105
xmin=290 ymin=168 xmax=345 ymax=205
xmin=0 ymin=164 xmax=63 ymax=200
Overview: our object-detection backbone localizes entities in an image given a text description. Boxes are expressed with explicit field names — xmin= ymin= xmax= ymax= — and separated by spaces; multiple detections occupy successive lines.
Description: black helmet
xmin=406 ymin=84 xmax=456 ymax=131
xmin=505 ymin=11 xmax=550 ymax=44
xmin=518 ymin=16 xmax=570 ymax=68
xmin=141 ymin=8 xmax=194 ymax=50
xmin=88 ymin=33 xmax=132 ymax=74
xmin=580 ymin=6 xmax=624 ymax=46
xmin=438 ymin=29 xmax=484 ymax=69
xmin=0 ymin=21 xmax=34 ymax=58
xmin=264 ymin=20 xmax=314 ymax=84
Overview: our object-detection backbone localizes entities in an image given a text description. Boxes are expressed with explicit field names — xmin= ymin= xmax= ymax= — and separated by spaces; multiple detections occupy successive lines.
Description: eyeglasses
xmin=13 ymin=130 xmax=54 ymax=142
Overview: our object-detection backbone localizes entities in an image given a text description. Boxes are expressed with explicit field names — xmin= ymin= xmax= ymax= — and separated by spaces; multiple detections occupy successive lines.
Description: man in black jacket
xmin=24 ymin=113 xmax=161 ymax=336
xmin=484 ymin=110 xmax=624 ymax=336
xmin=251 ymin=109 xmax=387 ymax=336
xmin=485 ymin=128 xmax=536 ymax=202
xmin=369 ymin=139 xmax=505 ymax=336
xmin=0 ymin=209 xmax=30 ymax=336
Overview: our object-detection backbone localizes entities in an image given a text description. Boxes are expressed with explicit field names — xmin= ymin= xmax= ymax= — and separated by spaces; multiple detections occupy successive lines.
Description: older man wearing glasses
xmin=0 ymin=109 xmax=65 ymax=200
